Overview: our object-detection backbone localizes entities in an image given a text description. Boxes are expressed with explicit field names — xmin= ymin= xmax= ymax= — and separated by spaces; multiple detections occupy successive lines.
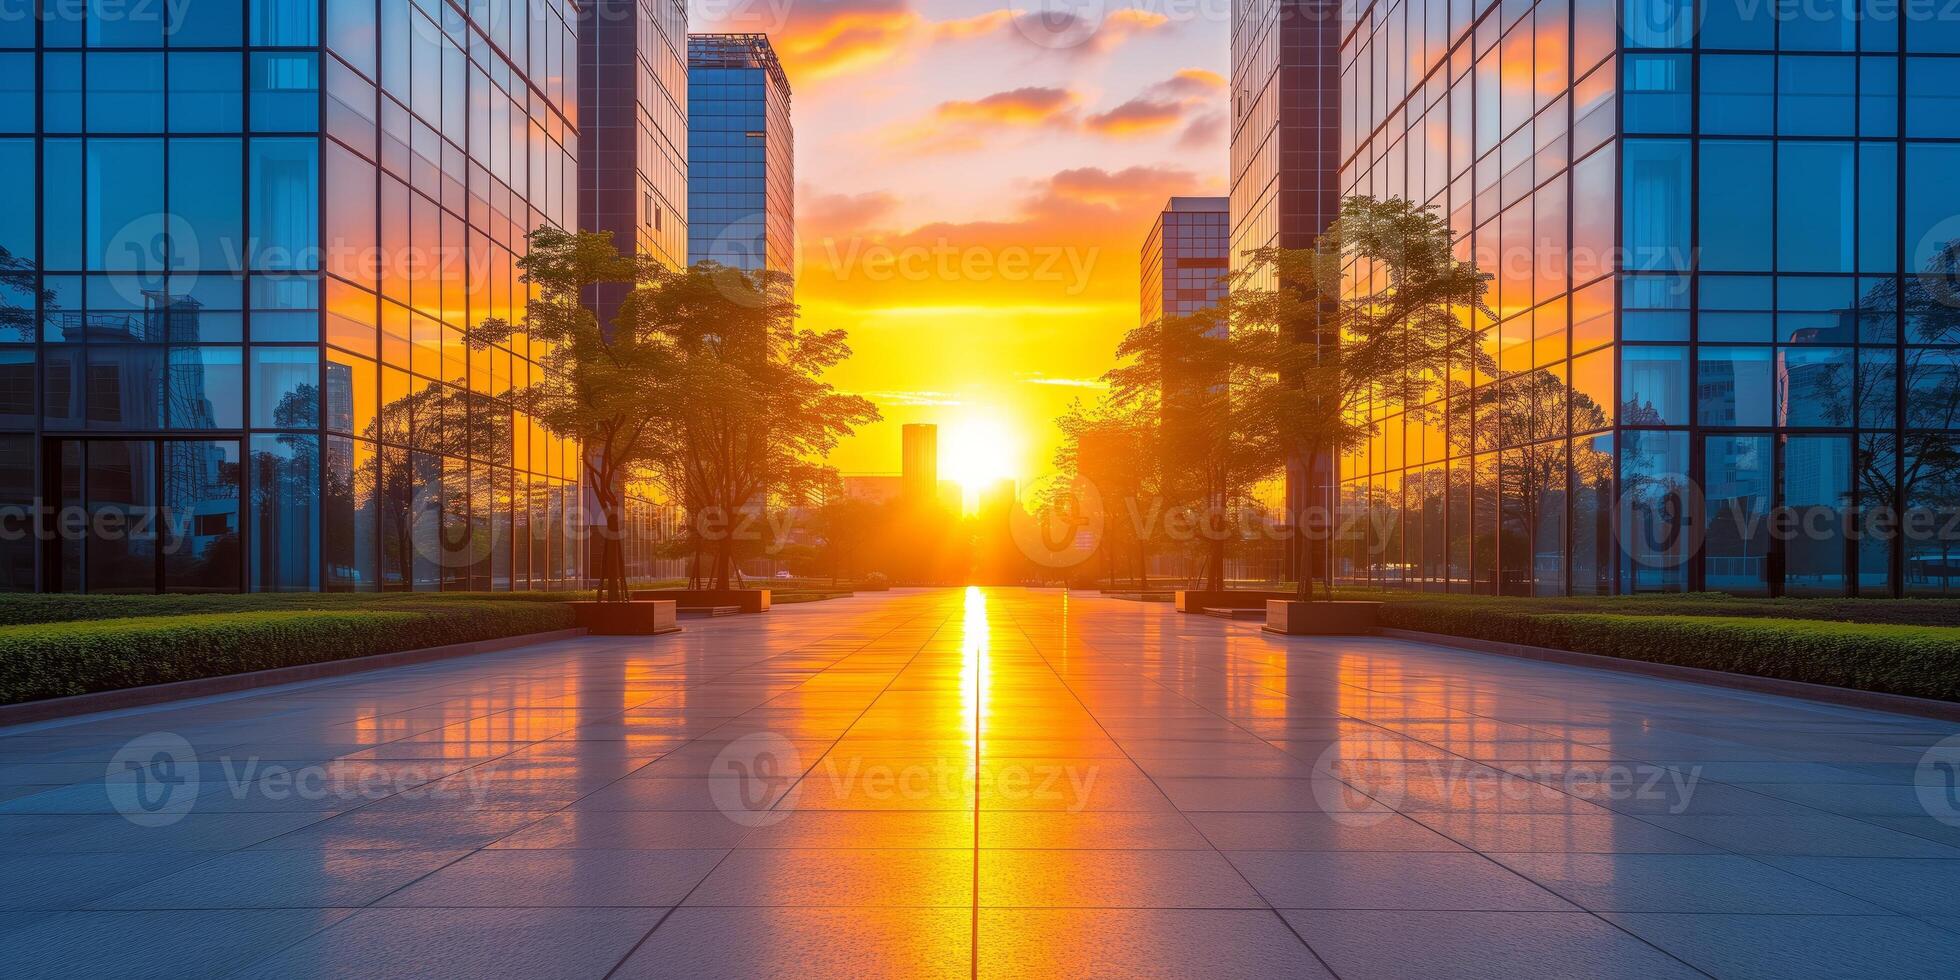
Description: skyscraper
xmin=579 ymin=0 xmax=689 ymax=284
xmin=1331 ymin=0 xmax=1960 ymax=598
xmin=0 ymin=1 xmax=678 ymax=593
xmin=1229 ymin=0 xmax=1342 ymax=284
xmin=1231 ymin=0 xmax=1343 ymax=582
xmin=686 ymin=34 xmax=793 ymax=284
xmin=1141 ymin=197 xmax=1230 ymax=331
xmin=902 ymin=423 xmax=938 ymax=505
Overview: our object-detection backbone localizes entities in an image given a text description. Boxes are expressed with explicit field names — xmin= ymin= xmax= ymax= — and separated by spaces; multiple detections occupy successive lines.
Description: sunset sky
xmin=698 ymin=0 xmax=1231 ymax=491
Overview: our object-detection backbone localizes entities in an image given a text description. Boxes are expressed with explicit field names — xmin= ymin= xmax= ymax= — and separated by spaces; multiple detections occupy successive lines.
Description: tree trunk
xmin=712 ymin=533 xmax=734 ymax=591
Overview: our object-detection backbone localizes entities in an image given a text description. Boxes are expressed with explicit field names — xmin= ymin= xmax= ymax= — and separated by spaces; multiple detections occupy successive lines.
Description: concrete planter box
xmin=570 ymin=600 xmax=681 ymax=635
xmin=1174 ymin=590 xmax=1294 ymax=613
xmin=1263 ymin=600 xmax=1382 ymax=635
xmin=633 ymin=589 xmax=771 ymax=613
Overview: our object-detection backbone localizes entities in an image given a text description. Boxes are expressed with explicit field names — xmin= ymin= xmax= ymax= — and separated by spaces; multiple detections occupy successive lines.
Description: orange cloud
xmin=801 ymin=189 xmax=903 ymax=234
xmin=936 ymin=87 xmax=1079 ymax=125
xmin=884 ymin=86 xmax=1082 ymax=153
xmin=1084 ymin=69 xmax=1227 ymax=138
xmin=706 ymin=3 xmax=1178 ymax=85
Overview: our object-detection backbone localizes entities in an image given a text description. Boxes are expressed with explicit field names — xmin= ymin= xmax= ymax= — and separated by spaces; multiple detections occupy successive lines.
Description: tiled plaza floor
xmin=3 ymin=587 xmax=1960 ymax=978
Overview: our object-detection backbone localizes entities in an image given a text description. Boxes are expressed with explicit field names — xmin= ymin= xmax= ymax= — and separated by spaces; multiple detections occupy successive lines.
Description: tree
xmin=643 ymin=262 xmax=880 ymax=590
xmin=1104 ymin=306 xmax=1273 ymax=591
xmin=1232 ymin=196 xmax=1493 ymax=600
xmin=1053 ymin=396 xmax=1160 ymax=588
xmin=465 ymin=228 xmax=678 ymax=602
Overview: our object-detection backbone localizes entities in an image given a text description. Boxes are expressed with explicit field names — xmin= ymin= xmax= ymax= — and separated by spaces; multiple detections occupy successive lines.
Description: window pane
xmin=1699 ymin=55 xmax=1772 ymax=135
xmin=324 ymin=435 xmax=379 ymax=590
xmin=249 ymin=0 xmax=318 ymax=46
xmin=248 ymin=138 xmax=319 ymax=270
xmin=1698 ymin=347 xmax=1774 ymax=426
xmin=0 ymin=436 xmax=33 ymax=591
xmin=250 ymin=432 xmax=319 ymax=591
xmin=168 ymin=139 xmax=243 ymax=274
xmin=1783 ymin=434 xmax=1850 ymax=595
xmin=1906 ymin=348 xmax=1960 ymax=428
xmin=87 ymin=346 xmax=164 ymax=429
xmin=1700 ymin=141 xmax=1772 ymax=272
xmin=1621 ymin=345 xmax=1688 ymax=425
xmin=1902 ymin=435 xmax=1960 ymax=594
xmin=163 ymin=439 xmax=241 ymax=592
xmin=1779 ymin=347 xmax=1854 ymax=426
xmin=249 ymin=52 xmax=320 ymax=132
xmin=86 ymin=139 xmax=165 ymax=272
xmin=167 ymin=53 xmax=243 ymax=133
xmin=167 ymin=345 xmax=242 ymax=428
xmin=1778 ymin=142 xmax=1854 ymax=273
xmin=0 ymin=54 xmax=30 ymax=133
xmin=1571 ymin=433 xmax=1613 ymax=593
xmin=1777 ymin=56 xmax=1855 ymax=137
xmin=1620 ymin=429 xmax=1690 ymax=592
xmin=1907 ymin=144 xmax=1960 ymax=278
xmin=1623 ymin=54 xmax=1690 ymax=132
xmin=85 ymin=53 xmax=165 ymax=133
xmin=85 ymin=440 xmax=158 ymax=594
xmin=1907 ymin=58 xmax=1960 ymax=137
xmin=1622 ymin=139 xmax=1689 ymax=271
xmin=171 ymin=0 xmax=245 ymax=46
xmin=1703 ymin=434 xmax=1772 ymax=596
xmin=251 ymin=346 xmax=318 ymax=427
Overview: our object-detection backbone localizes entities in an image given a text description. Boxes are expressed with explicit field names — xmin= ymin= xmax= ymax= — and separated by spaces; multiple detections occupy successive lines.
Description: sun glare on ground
xmin=942 ymin=416 xmax=1020 ymax=511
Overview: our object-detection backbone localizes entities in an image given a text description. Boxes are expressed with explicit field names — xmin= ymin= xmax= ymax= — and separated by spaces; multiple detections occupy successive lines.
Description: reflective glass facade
xmin=1142 ymin=197 xmax=1230 ymax=329
xmin=1335 ymin=0 xmax=1960 ymax=596
xmin=0 ymin=0 xmax=669 ymax=592
xmin=686 ymin=34 xmax=792 ymax=281
xmin=578 ymin=0 xmax=687 ymax=274
xmin=1231 ymin=0 xmax=1343 ymax=283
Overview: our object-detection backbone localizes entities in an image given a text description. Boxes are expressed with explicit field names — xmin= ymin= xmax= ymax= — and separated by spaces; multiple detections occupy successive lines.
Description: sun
xmin=941 ymin=415 xmax=1019 ymax=506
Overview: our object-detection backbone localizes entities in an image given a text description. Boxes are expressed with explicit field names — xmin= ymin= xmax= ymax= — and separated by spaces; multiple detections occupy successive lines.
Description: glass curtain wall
xmin=0 ymin=0 xmax=632 ymax=592
xmin=1335 ymin=0 xmax=1958 ymax=596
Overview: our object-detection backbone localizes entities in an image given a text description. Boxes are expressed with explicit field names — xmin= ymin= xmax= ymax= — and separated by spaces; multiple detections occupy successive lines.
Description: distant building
xmin=901 ymin=424 xmax=938 ymax=504
xmin=687 ymin=34 xmax=794 ymax=285
xmin=1141 ymin=197 xmax=1229 ymax=330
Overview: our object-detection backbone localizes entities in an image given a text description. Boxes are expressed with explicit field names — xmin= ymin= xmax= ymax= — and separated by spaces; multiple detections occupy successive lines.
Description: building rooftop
xmin=687 ymin=33 xmax=792 ymax=98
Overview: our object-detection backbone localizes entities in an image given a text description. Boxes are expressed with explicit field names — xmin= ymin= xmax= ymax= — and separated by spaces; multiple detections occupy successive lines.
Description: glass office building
xmin=0 ymin=0 xmax=635 ymax=592
xmin=578 ymin=0 xmax=687 ymax=274
xmin=1142 ymin=197 xmax=1230 ymax=329
xmin=686 ymin=34 xmax=792 ymax=280
xmin=1230 ymin=0 xmax=1343 ymax=284
xmin=1333 ymin=0 xmax=1960 ymax=595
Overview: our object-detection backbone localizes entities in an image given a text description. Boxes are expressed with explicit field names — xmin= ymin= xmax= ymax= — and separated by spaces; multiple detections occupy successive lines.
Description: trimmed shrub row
xmin=0 ymin=599 xmax=577 ymax=705
xmin=0 ymin=590 xmax=590 ymax=628
xmin=1336 ymin=589 xmax=1960 ymax=628
xmin=1374 ymin=599 xmax=1960 ymax=702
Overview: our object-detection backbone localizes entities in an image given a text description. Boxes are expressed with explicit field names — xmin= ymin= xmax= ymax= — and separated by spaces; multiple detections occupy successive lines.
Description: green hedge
xmin=1373 ymin=599 xmax=1960 ymax=702
xmin=1333 ymin=588 xmax=1960 ymax=628
xmin=0 ymin=599 xmax=577 ymax=705
xmin=0 ymin=590 xmax=591 ymax=628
